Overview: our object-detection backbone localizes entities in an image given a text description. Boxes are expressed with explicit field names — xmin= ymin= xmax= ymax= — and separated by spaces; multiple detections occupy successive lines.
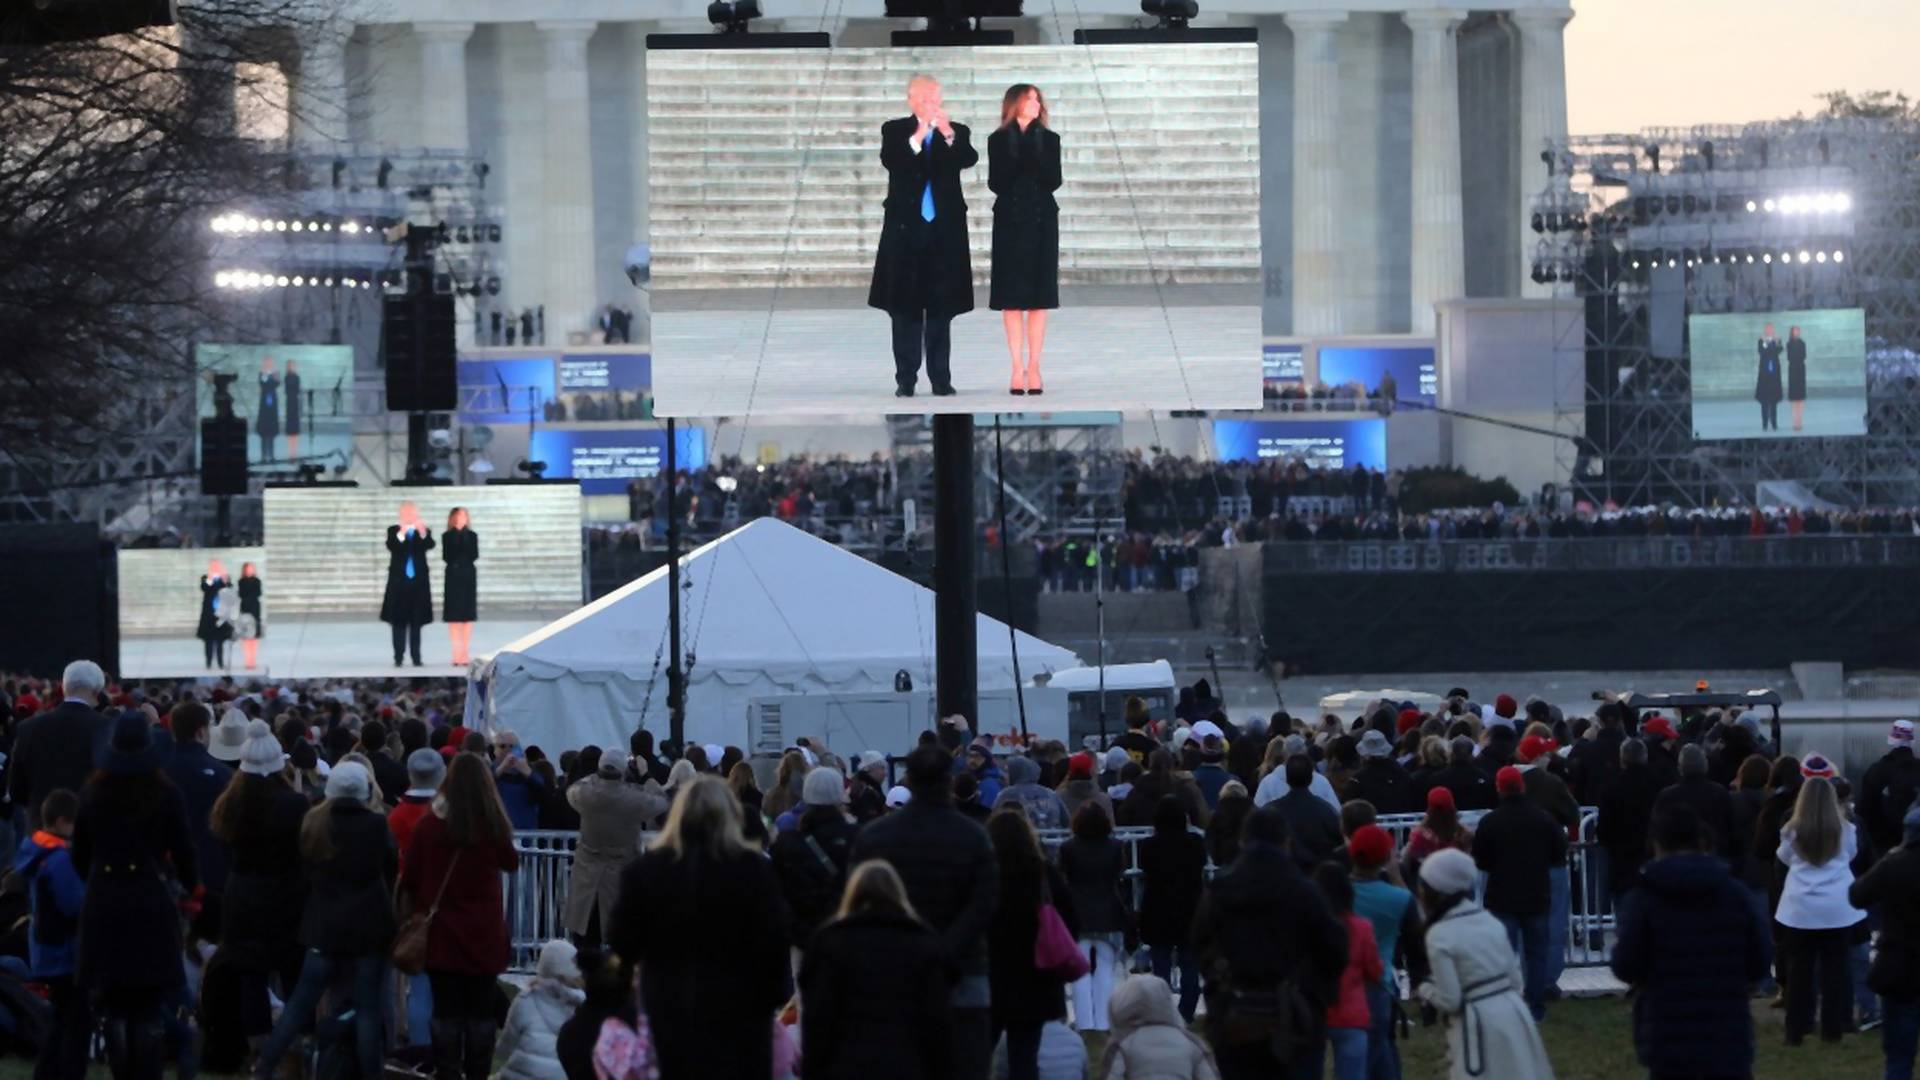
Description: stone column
xmin=416 ymin=22 xmax=474 ymax=152
xmin=1286 ymin=10 xmax=1347 ymax=337
xmin=292 ymin=29 xmax=349 ymax=150
xmin=536 ymin=20 xmax=599 ymax=339
xmin=1514 ymin=7 xmax=1572 ymax=298
xmin=1405 ymin=9 xmax=1467 ymax=334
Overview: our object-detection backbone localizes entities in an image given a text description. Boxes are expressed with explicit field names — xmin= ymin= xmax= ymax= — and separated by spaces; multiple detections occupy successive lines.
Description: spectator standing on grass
xmin=1777 ymin=773 xmax=1866 ymax=1046
xmin=163 ymin=701 xmax=235 ymax=895
xmin=399 ymin=752 xmax=521 ymax=1078
xmin=851 ymin=745 xmax=1001 ymax=1080
xmin=1349 ymin=730 xmax=1416 ymax=815
xmin=9 ymin=659 xmax=111 ymax=831
xmin=1350 ymin=824 xmax=1426 ymax=1080
xmin=986 ymin=807 xmax=1079 ymax=1080
xmin=1653 ymin=743 xmax=1740 ymax=872
xmin=772 ymin=767 xmax=859 ymax=949
xmin=20 ymin=789 xmax=88 ymax=1080
xmin=565 ymin=749 xmax=669 ymax=949
xmin=610 ymin=776 xmax=790 ymax=1080
xmin=1517 ymin=733 xmax=1578 ymax=994
xmin=1097 ymin=974 xmax=1221 ymax=1080
xmin=1851 ymin=804 xmax=1920 ymax=1080
xmin=1471 ymin=766 xmax=1564 ymax=1021
xmin=1401 ymin=786 xmax=1472 ymax=887
xmin=1315 ymin=862 xmax=1382 ymax=1080
xmin=1597 ymin=738 xmax=1660 ymax=905
xmin=1137 ymin=794 xmax=1208 ymax=1023
xmin=212 ymin=719 xmax=311 ymax=1058
xmin=1611 ymin=802 xmax=1772 ymax=1080
xmin=1272 ymin=755 xmax=1343 ymax=868
xmin=800 ymin=860 xmax=953 ymax=1080
xmin=1058 ymin=801 xmax=1129 ymax=1036
xmin=1861 ymin=721 xmax=1920 ymax=861
xmin=1416 ymin=849 xmax=1555 ymax=1080
xmin=1427 ymin=737 xmax=1495 ymax=812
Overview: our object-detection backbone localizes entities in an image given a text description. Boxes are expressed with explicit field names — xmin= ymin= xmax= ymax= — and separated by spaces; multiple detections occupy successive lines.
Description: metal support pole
xmin=932 ymin=414 xmax=977 ymax=727
xmin=666 ymin=417 xmax=685 ymax=748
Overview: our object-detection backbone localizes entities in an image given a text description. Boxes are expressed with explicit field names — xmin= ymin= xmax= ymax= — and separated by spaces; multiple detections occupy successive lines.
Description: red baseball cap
xmin=1426 ymin=786 xmax=1456 ymax=813
xmin=1348 ymin=824 xmax=1394 ymax=869
xmin=1642 ymin=716 xmax=1678 ymax=741
xmin=1517 ymin=734 xmax=1557 ymax=765
xmin=1496 ymin=765 xmax=1526 ymax=796
xmin=1397 ymin=708 xmax=1423 ymax=735
xmin=1494 ymin=694 xmax=1519 ymax=719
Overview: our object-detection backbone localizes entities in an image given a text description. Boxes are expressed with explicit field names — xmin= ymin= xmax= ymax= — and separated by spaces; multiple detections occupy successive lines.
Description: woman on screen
xmin=1787 ymin=326 xmax=1808 ymax=431
xmin=988 ymin=84 xmax=1062 ymax=397
xmin=442 ymin=506 xmax=479 ymax=666
xmin=197 ymin=559 xmax=231 ymax=669
xmin=237 ymin=561 xmax=263 ymax=670
xmin=283 ymin=358 xmax=302 ymax=458
xmin=256 ymin=356 xmax=280 ymax=461
xmin=1755 ymin=323 xmax=1784 ymax=432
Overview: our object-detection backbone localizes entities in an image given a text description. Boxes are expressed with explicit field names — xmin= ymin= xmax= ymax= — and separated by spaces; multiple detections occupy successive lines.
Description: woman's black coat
xmin=72 ymin=777 xmax=199 ymax=992
xmin=298 ymin=801 xmax=399 ymax=956
xmin=441 ymin=526 xmax=479 ymax=623
xmin=220 ymin=779 xmax=311 ymax=974
xmin=800 ymin=910 xmax=953 ymax=1080
xmin=1136 ymin=829 xmax=1207 ymax=948
xmin=987 ymin=859 xmax=1078 ymax=1027
xmin=987 ymin=123 xmax=1062 ymax=312
xmin=1787 ymin=336 xmax=1808 ymax=402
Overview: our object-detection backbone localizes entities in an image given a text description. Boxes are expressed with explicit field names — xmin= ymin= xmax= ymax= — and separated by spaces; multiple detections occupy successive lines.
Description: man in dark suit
xmin=9 ymin=659 xmax=111 ymax=831
xmin=868 ymin=75 xmax=977 ymax=398
xmin=380 ymin=501 xmax=436 ymax=667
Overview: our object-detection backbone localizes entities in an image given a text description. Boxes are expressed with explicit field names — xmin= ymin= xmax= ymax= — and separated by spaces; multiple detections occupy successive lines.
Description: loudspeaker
xmin=200 ymin=416 xmax=249 ymax=496
xmin=383 ymin=289 xmax=457 ymax=412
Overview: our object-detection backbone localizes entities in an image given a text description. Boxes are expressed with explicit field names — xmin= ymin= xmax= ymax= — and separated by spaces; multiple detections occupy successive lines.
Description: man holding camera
xmin=869 ymin=74 xmax=977 ymax=399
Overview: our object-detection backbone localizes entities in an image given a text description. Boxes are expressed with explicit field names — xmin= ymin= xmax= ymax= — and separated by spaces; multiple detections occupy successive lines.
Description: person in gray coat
xmin=564 ymin=749 xmax=669 ymax=947
xmin=992 ymin=754 xmax=1070 ymax=831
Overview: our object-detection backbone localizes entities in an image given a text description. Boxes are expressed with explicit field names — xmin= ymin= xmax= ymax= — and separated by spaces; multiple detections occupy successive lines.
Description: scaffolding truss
xmin=889 ymin=417 xmax=1126 ymax=546
xmin=1532 ymin=118 xmax=1920 ymax=507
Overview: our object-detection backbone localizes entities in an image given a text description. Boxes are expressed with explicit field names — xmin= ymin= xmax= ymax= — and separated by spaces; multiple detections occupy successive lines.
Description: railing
xmin=1262 ymin=535 xmax=1920 ymax=574
xmin=504 ymin=807 xmax=1613 ymax=974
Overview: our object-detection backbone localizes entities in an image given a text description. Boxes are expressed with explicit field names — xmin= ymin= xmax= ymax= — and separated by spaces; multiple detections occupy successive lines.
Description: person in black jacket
xmin=1860 ymin=722 xmax=1920 ymax=858
xmin=1272 ymin=755 xmax=1343 ymax=868
xmin=1192 ymin=805 xmax=1347 ymax=1080
xmin=1612 ymin=802 xmax=1772 ymax=1079
xmin=72 ymin=711 xmax=201 ymax=1078
xmin=801 ymin=860 xmax=953 ymax=1080
xmin=1058 ymin=801 xmax=1128 ymax=1034
xmin=1786 ymin=325 xmax=1809 ymax=430
xmin=162 ymin=702 xmax=234 ymax=896
xmin=1598 ymin=738 xmax=1662 ymax=903
xmin=252 ymin=762 xmax=397 ymax=1079
xmin=380 ymin=502 xmax=435 ymax=667
xmin=1568 ymin=704 xmax=1628 ymax=807
xmin=1851 ymin=804 xmax=1920 ymax=1079
xmin=1756 ymin=323 xmax=1785 ymax=431
xmin=1349 ymin=731 xmax=1416 ymax=815
xmin=357 ymin=719 xmax=409 ymax=807
xmin=869 ymin=75 xmax=977 ymax=399
xmin=609 ymin=777 xmax=791 ymax=1080
xmin=848 ymin=746 xmax=999 ymax=1080
xmin=1136 ymin=795 xmax=1207 ymax=1022
xmin=441 ymin=507 xmax=479 ymax=666
xmin=987 ymin=83 xmax=1062 ymax=397
xmin=1653 ymin=744 xmax=1740 ymax=875
xmin=771 ymin=768 xmax=859 ymax=949
xmin=1473 ymin=767 xmax=1567 ymax=1020
xmin=985 ymin=807 xmax=1076 ymax=1080
xmin=1428 ymin=737 xmax=1496 ymax=812
xmin=8 ymin=660 xmax=111 ymax=831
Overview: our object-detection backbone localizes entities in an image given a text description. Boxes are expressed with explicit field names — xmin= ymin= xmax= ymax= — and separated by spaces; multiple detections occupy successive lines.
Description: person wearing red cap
xmin=1055 ymin=750 xmax=1113 ymax=825
xmin=1516 ymin=734 xmax=1579 ymax=994
xmin=1472 ymin=766 xmax=1567 ymax=1020
xmin=1494 ymin=694 xmax=1518 ymax=721
xmin=1403 ymin=786 xmax=1473 ymax=888
xmin=1349 ymin=824 xmax=1428 ymax=1080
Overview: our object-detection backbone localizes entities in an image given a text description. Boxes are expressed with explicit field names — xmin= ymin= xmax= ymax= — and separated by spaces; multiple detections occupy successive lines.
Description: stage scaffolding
xmin=1529 ymin=118 xmax=1920 ymax=507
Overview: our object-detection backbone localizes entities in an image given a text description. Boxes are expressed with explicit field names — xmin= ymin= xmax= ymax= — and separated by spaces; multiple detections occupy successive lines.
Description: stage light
xmin=214 ymin=271 xmax=231 ymax=287
xmin=1630 ymin=257 xmax=1641 ymax=270
xmin=1763 ymin=253 xmax=1773 ymax=264
xmin=1834 ymin=251 xmax=1846 ymax=263
xmin=1780 ymin=249 xmax=1792 ymax=262
xmin=275 ymin=220 xmax=288 ymax=232
xmin=1834 ymin=193 xmax=1852 ymax=213
xmin=1797 ymin=251 xmax=1811 ymax=264
xmin=244 ymin=218 xmax=260 ymax=233
xmin=1667 ymin=256 xmax=1677 ymax=268
xmin=1816 ymin=251 xmax=1828 ymax=264
xmin=290 ymin=221 xmax=304 ymax=232
xmin=708 ymin=0 xmax=761 ymax=32
xmin=275 ymin=275 xmax=290 ymax=287
xmin=324 ymin=276 xmax=336 ymax=286
xmin=342 ymin=221 xmax=360 ymax=235
xmin=1813 ymin=193 xmax=1832 ymax=212
xmin=1746 ymin=199 xmax=1757 ymax=213
xmin=1763 ymin=198 xmax=1777 ymax=212
xmin=1745 ymin=254 xmax=1755 ymax=264
xmin=245 ymin=271 xmax=264 ymax=287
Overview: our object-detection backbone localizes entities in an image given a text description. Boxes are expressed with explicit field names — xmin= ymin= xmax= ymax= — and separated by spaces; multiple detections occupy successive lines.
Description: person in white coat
xmin=1416 ymin=849 xmax=1555 ymax=1080
xmin=493 ymin=939 xmax=585 ymax=1080
xmin=1097 ymin=974 xmax=1220 ymax=1080
xmin=1775 ymin=773 xmax=1866 ymax=1045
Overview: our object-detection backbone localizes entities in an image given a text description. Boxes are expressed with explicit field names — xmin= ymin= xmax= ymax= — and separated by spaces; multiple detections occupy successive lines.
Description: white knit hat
xmin=238 ymin=720 xmax=286 ymax=777
xmin=536 ymin=939 xmax=579 ymax=982
xmin=1419 ymin=848 xmax=1477 ymax=896
xmin=325 ymin=761 xmax=372 ymax=805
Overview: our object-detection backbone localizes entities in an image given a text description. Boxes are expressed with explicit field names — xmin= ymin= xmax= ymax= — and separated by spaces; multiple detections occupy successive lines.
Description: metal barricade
xmin=506 ymin=810 xmax=1612 ymax=973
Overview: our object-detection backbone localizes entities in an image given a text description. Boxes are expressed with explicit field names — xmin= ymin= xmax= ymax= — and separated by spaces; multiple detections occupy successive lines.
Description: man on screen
xmin=1755 ymin=322 xmax=1784 ymax=431
xmin=869 ymin=74 xmax=977 ymax=399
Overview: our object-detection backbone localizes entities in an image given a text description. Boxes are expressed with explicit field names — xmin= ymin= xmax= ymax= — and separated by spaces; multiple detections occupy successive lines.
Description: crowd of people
xmin=2 ymin=662 xmax=1919 ymax=1079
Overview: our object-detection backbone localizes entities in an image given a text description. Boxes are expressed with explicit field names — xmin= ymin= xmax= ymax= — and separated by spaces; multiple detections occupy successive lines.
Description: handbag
xmin=392 ymin=849 xmax=462 ymax=976
xmin=1034 ymin=878 xmax=1090 ymax=982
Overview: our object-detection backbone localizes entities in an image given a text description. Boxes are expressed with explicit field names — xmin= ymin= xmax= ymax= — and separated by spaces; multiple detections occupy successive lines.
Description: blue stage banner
xmin=1317 ymin=345 xmax=1436 ymax=404
xmin=528 ymin=426 xmax=707 ymax=494
xmin=1212 ymin=418 xmax=1387 ymax=472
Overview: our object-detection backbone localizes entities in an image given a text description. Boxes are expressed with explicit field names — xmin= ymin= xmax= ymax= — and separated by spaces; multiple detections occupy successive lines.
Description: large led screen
xmin=647 ymin=44 xmax=1261 ymax=415
xmin=1213 ymin=419 xmax=1387 ymax=472
xmin=196 ymin=343 xmax=354 ymax=469
xmin=1316 ymin=345 xmax=1436 ymax=405
xmin=1689 ymin=308 xmax=1867 ymax=440
xmin=527 ymin=427 xmax=708 ymax=495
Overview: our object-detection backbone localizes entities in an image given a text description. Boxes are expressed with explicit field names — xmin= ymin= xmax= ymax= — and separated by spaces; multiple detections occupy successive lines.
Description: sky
xmin=1565 ymin=0 xmax=1920 ymax=133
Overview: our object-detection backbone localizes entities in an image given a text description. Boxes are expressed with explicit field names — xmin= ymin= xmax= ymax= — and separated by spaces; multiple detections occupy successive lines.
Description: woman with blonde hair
xmin=800 ymin=860 xmax=952 ymax=1079
xmin=763 ymin=749 xmax=811 ymax=820
xmin=1776 ymin=774 xmax=1866 ymax=1045
xmin=610 ymin=777 xmax=789 ymax=1078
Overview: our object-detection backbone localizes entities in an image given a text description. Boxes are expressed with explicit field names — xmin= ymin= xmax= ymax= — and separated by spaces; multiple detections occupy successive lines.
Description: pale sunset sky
xmin=1565 ymin=0 xmax=1920 ymax=134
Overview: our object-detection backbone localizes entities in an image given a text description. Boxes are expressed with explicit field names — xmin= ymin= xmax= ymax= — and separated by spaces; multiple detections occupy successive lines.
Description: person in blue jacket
xmin=18 ymin=788 xmax=87 ymax=1080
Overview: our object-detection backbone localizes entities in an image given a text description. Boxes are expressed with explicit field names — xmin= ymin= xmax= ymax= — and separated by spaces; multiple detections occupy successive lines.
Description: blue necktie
xmin=921 ymin=133 xmax=936 ymax=222
xmin=403 ymin=532 xmax=415 ymax=579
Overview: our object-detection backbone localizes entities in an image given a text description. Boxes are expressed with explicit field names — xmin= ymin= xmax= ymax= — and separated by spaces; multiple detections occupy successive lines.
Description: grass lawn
xmin=0 ymin=993 xmax=1886 ymax=1078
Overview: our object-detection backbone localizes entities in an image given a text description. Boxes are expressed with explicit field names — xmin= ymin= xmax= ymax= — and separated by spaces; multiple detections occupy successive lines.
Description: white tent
xmin=471 ymin=518 xmax=1082 ymax=754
